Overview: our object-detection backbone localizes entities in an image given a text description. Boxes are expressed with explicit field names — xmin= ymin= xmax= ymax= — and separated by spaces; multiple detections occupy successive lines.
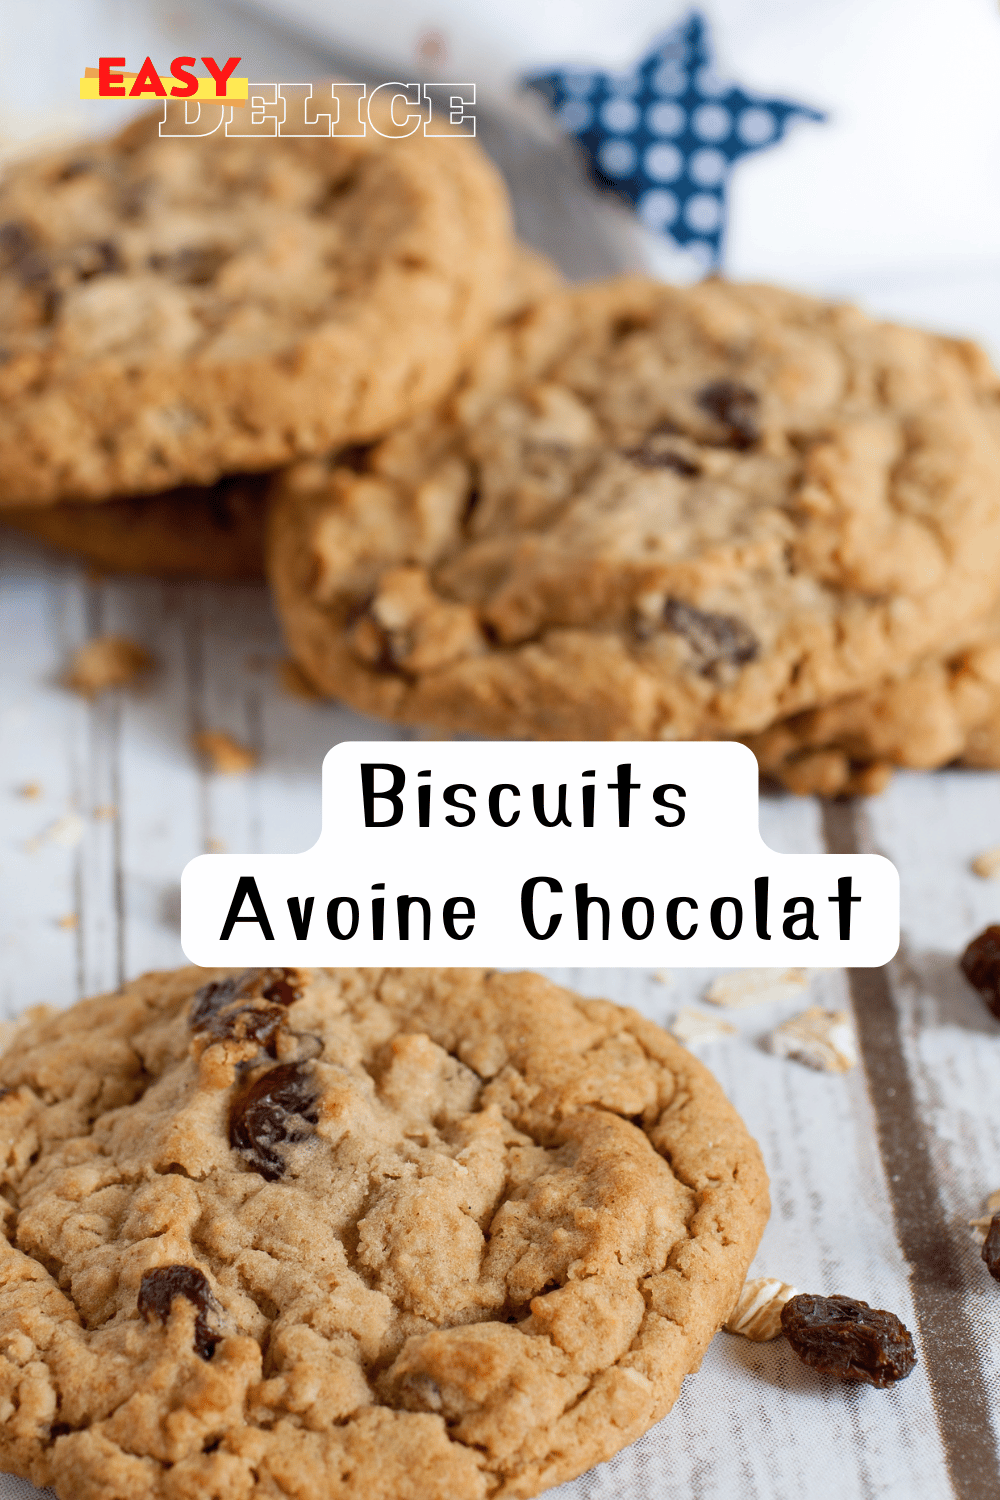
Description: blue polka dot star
xmin=525 ymin=11 xmax=825 ymax=266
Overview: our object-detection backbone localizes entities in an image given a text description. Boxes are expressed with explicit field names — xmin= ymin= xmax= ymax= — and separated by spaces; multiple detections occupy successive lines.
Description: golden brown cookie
xmin=0 ymin=246 xmax=560 ymax=580
xmin=746 ymin=618 xmax=1000 ymax=796
xmin=0 ymin=105 xmax=511 ymax=506
xmin=0 ymin=966 xmax=768 ymax=1500
xmin=2 ymin=474 xmax=268 ymax=579
xmin=268 ymin=277 xmax=1000 ymax=742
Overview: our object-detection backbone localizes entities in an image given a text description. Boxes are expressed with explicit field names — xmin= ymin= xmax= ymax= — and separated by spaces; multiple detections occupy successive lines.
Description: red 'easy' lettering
xmin=170 ymin=56 xmax=198 ymax=98
xmin=98 ymin=57 xmax=126 ymax=97
xmin=201 ymin=56 xmax=241 ymax=97
xmin=129 ymin=57 xmax=167 ymax=97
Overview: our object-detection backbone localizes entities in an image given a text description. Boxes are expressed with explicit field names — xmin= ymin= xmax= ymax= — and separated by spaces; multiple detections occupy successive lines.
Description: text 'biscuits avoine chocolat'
xmin=0 ymin=966 xmax=768 ymax=1500
xmin=0 ymin=105 xmax=512 ymax=506
xmin=268 ymin=277 xmax=1000 ymax=743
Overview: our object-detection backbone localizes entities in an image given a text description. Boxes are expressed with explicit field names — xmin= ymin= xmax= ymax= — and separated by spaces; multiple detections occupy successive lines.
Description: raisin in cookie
xmin=268 ymin=277 xmax=1000 ymax=741
xmin=0 ymin=105 xmax=511 ymax=506
xmin=2 ymin=474 xmax=269 ymax=579
xmin=746 ymin=615 xmax=1000 ymax=796
xmin=0 ymin=966 xmax=768 ymax=1500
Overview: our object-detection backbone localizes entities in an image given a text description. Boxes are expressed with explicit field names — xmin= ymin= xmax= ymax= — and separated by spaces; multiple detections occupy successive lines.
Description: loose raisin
xmin=982 ymin=1215 xmax=1000 ymax=1282
xmin=959 ymin=925 xmax=1000 ymax=1020
xmin=780 ymin=1293 xmax=916 ymax=1386
xmin=138 ymin=1265 xmax=221 ymax=1360
xmin=663 ymin=598 xmax=758 ymax=674
xmin=229 ymin=1062 xmax=319 ymax=1180
xmin=697 ymin=379 xmax=760 ymax=449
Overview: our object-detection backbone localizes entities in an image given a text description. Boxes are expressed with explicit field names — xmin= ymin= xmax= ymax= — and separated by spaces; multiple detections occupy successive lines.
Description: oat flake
xmin=770 ymin=1007 xmax=858 ymax=1073
xmin=670 ymin=1007 xmax=737 ymax=1047
xmin=971 ymin=847 xmax=1000 ymax=880
xmin=706 ymin=968 xmax=808 ymax=1008
xmin=725 ymin=1278 xmax=799 ymax=1341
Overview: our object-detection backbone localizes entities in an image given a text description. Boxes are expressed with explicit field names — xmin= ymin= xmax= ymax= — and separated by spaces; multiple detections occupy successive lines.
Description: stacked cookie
xmin=268 ymin=277 xmax=1000 ymax=794
xmin=4 ymin=117 xmax=1000 ymax=795
xmin=0 ymin=103 xmax=515 ymax=573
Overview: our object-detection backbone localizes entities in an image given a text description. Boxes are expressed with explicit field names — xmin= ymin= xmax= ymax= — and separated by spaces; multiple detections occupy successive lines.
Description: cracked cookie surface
xmin=0 ymin=966 xmax=767 ymax=1500
xmin=268 ymin=277 xmax=1000 ymax=741
xmin=0 ymin=107 xmax=511 ymax=506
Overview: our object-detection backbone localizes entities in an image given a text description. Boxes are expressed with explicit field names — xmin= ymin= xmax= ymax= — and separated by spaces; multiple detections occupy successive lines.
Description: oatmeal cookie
xmin=0 ymin=246 xmax=558 ymax=579
xmin=0 ymin=966 xmax=768 ymax=1500
xmin=747 ymin=617 xmax=1000 ymax=796
xmin=2 ymin=474 xmax=269 ymax=579
xmin=268 ymin=278 xmax=1000 ymax=741
xmin=0 ymin=104 xmax=511 ymax=506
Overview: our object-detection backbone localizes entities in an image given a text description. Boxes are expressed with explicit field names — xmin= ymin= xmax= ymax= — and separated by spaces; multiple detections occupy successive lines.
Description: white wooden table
xmin=3 ymin=4 xmax=1000 ymax=1497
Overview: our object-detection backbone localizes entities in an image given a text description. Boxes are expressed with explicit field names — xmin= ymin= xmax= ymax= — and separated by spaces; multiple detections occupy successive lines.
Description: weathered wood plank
xmin=0 ymin=529 xmax=960 ymax=1498
xmin=863 ymin=770 xmax=1000 ymax=1474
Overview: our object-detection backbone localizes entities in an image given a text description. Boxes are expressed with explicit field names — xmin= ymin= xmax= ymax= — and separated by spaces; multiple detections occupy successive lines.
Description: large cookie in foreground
xmin=0 ymin=966 xmax=768 ymax=1500
xmin=0 ymin=106 xmax=511 ymax=506
xmin=269 ymin=278 xmax=1000 ymax=741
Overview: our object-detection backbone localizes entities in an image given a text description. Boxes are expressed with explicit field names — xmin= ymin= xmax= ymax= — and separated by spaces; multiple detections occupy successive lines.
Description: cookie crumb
xmin=770 ymin=1007 xmax=857 ymax=1072
xmin=652 ymin=969 xmax=672 ymax=985
xmin=18 ymin=782 xmax=41 ymax=800
xmin=56 ymin=913 xmax=78 ymax=930
xmin=206 ymin=836 xmax=227 ymax=853
xmin=194 ymin=731 xmax=257 ymax=775
xmin=725 ymin=1277 xmax=798 ymax=1341
xmin=25 ymin=812 xmax=85 ymax=852
xmin=278 ymin=658 xmax=323 ymax=701
xmin=971 ymin=846 xmax=1000 ymax=880
xmin=706 ymin=968 xmax=808 ymax=1008
xmin=65 ymin=635 xmax=154 ymax=696
xmin=93 ymin=804 xmax=117 ymax=821
xmin=670 ymin=1007 xmax=737 ymax=1047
